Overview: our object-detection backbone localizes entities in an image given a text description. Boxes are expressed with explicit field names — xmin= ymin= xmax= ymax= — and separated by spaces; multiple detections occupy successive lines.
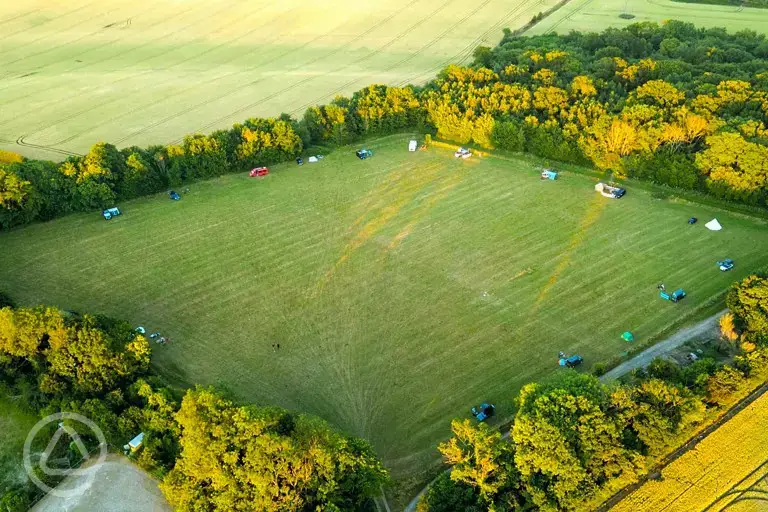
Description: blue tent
xmin=541 ymin=169 xmax=558 ymax=180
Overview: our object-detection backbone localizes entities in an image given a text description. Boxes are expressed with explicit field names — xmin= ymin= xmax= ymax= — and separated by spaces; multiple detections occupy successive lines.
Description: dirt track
xmin=31 ymin=454 xmax=171 ymax=512
xmin=402 ymin=310 xmax=725 ymax=512
xmin=600 ymin=310 xmax=725 ymax=382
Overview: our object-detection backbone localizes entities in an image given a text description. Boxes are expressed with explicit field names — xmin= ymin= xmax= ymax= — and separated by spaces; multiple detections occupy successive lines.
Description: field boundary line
xmin=158 ymin=0 xmax=430 ymax=144
xmin=393 ymin=0 xmax=538 ymax=87
xmin=596 ymin=380 xmax=768 ymax=511
xmin=512 ymin=0 xmax=577 ymax=36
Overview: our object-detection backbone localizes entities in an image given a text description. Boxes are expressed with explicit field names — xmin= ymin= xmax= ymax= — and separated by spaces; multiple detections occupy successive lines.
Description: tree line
xmin=418 ymin=273 xmax=768 ymax=512
xmin=0 ymin=298 xmax=387 ymax=512
xmin=6 ymin=21 xmax=768 ymax=229
xmin=1 ymin=282 xmax=765 ymax=511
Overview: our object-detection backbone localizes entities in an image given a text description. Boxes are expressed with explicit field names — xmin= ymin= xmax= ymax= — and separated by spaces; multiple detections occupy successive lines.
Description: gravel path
xmin=31 ymin=454 xmax=171 ymax=512
xmin=600 ymin=310 xmax=725 ymax=382
xmin=402 ymin=310 xmax=725 ymax=511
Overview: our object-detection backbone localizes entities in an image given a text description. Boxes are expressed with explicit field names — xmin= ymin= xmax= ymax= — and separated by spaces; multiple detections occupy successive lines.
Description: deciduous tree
xmin=161 ymin=388 xmax=387 ymax=512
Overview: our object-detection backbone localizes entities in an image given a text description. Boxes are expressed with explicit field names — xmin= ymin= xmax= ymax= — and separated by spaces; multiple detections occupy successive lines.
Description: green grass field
xmin=0 ymin=0 xmax=559 ymax=160
xmin=0 ymin=396 xmax=38 ymax=495
xmin=530 ymin=0 xmax=768 ymax=35
xmin=2 ymin=137 xmax=768 ymax=479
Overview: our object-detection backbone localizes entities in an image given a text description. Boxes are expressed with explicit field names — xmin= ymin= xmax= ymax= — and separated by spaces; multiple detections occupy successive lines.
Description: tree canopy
xmin=8 ymin=21 xmax=768 ymax=230
xmin=160 ymin=388 xmax=387 ymax=512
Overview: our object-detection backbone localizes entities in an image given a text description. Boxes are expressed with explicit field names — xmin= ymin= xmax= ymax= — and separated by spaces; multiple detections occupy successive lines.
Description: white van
xmin=408 ymin=140 xmax=417 ymax=152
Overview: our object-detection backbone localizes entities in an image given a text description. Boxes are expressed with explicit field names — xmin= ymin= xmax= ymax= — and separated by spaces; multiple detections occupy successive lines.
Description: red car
xmin=249 ymin=167 xmax=269 ymax=177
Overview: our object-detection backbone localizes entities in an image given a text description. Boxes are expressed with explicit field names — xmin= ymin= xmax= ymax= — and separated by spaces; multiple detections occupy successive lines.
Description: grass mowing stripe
xmin=3 ymin=139 xmax=767 ymax=483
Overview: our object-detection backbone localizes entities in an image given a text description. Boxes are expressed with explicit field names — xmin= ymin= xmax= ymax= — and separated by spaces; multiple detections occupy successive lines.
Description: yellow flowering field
xmin=612 ymin=391 xmax=768 ymax=512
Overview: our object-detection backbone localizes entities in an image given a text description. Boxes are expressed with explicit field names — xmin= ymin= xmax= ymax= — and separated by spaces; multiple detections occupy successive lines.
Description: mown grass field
xmin=2 ymin=138 xmax=768 ymax=478
xmin=530 ymin=0 xmax=768 ymax=35
xmin=0 ymin=396 xmax=38 ymax=495
xmin=612 ymin=390 xmax=768 ymax=512
xmin=0 ymin=0 xmax=559 ymax=160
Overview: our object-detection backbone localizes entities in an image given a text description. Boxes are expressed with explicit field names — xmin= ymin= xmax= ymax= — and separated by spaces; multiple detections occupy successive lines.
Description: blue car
xmin=471 ymin=403 xmax=495 ymax=422
xmin=717 ymin=259 xmax=734 ymax=271
xmin=169 ymin=190 xmax=181 ymax=201
xmin=559 ymin=355 xmax=584 ymax=368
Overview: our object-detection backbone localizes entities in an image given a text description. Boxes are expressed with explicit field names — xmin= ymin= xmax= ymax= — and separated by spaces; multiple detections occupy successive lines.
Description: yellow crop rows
xmin=612 ymin=391 xmax=768 ymax=512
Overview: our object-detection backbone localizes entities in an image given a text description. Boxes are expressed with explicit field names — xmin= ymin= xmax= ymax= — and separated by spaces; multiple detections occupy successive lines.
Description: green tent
xmin=621 ymin=331 xmax=634 ymax=342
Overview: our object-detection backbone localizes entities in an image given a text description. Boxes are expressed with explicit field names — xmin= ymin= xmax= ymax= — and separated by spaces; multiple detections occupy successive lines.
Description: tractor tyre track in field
xmin=596 ymin=380 xmax=768 ymax=512
xmin=288 ymin=0 xmax=514 ymax=119
xmin=705 ymin=459 xmax=768 ymax=510
xmin=44 ymin=0 xmax=308 ymax=146
xmin=15 ymin=136 xmax=81 ymax=157
xmin=181 ymin=0 xmax=458 ymax=139
xmin=287 ymin=0 xmax=466 ymax=117
xmin=7 ymin=0 xmax=277 ymax=143
xmin=394 ymin=0 xmax=537 ymax=87
xmin=141 ymin=0 xmax=426 ymax=145
xmin=0 ymin=0 xmax=141 ymax=67
xmin=545 ymin=0 xmax=595 ymax=34
xmin=0 ymin=0 xmax=103 ymax=48
xmin=0 ymin=7 xmax=44 ymax=27
xmin=0 ymin=0 xmax=219 ymax=100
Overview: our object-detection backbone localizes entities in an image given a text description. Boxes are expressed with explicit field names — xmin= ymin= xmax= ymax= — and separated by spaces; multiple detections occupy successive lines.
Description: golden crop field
xmin=0 ymin=0 xmax=558 ymax=160
xmin=612 ymin=391 xmax=768 ymax=512
xmin=530 ymin=0 xmax=768 ymax=36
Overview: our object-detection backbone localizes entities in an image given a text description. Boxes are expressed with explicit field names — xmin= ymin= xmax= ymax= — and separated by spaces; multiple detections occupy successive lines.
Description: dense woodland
xmin=5 ymin=21 xmax=768 ymax=229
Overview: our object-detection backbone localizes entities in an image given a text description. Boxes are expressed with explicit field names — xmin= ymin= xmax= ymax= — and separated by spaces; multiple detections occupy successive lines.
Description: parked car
xmin=454 ymin=147 xmax=472 ymax=158
xmin=717 ymin=258 xmax=734 ymax=271
xmin=249 ymin=167 xmax=269 ymax=177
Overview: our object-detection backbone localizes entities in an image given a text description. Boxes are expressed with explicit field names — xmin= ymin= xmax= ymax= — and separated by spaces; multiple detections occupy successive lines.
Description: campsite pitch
xmin=0 ymin=0 xmax=560 ymax=159
xmin=2 ymin=138 xmax=768 ymax=480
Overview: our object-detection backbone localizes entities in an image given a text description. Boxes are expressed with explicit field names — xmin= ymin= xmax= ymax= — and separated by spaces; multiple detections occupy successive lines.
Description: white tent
xmin=705 ymin=218 xmax=722 ymax=231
